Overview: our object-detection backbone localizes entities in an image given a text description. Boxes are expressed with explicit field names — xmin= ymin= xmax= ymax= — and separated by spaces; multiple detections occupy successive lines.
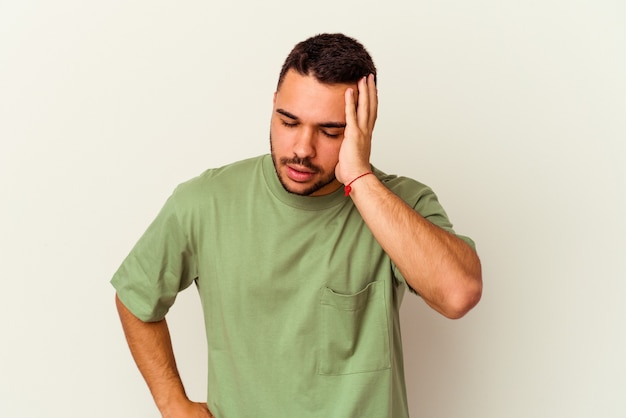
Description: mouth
xmin=286 ymin=164 xmax=317 ymax=182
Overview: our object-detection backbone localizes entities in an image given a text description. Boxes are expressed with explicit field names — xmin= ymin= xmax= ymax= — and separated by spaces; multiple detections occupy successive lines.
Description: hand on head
xmin=335 ymin=74 xmax=378 ymax=185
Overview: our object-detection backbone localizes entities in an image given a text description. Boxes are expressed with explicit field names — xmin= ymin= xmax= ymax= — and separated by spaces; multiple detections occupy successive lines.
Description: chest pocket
xmin=318 ymin=281 xmax=391 ymax=375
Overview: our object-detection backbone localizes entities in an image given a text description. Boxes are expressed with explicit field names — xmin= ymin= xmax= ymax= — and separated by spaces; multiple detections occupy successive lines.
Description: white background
xmin=1 ymin=1 xmax=624 ymax=417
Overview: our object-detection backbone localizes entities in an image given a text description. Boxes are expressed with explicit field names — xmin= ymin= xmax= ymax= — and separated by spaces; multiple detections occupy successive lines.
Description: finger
xmin=368 ymin=74 xmax=378 ymax=131
xmin=344 ymin=87 xmax=357 ymax=127
xmin=357 ymin=76 xmax=369 ymax=129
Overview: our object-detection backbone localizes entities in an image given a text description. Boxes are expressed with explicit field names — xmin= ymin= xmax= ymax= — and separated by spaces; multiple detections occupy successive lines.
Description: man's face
xmin=270 ymin=70 xmax=354 ymax=196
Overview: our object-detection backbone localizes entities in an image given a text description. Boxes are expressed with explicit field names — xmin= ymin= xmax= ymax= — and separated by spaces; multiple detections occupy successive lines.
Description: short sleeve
xmin=389 ymin=182 xmax=476 ymax=294
xmin=111 ymin=190 xmax=198 ymax=322
xmin=412 ymin=187 xmax=475 ymax=249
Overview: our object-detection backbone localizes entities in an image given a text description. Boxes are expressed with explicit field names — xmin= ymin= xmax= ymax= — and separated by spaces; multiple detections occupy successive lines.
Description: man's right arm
xmin=115 ymin=294 xmax=213 ymax=418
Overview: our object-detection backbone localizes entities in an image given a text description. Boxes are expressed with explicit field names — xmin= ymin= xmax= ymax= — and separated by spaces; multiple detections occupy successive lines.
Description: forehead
xmin=274 ymin=70 xmax=353 ymax=122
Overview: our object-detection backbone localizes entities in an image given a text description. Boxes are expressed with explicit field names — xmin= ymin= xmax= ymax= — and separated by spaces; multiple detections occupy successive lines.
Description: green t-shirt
xmin=112 ymin=154 xmax=474 ymax=418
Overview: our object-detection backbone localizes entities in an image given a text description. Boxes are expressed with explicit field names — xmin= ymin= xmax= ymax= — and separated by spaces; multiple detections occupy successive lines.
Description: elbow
xmin=443 ymin=252 xmax=483 ymax=319
xmin=441 ymin=274 xmax=483 ymax=320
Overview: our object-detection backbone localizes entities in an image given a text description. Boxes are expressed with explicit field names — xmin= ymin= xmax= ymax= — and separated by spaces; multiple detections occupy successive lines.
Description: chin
xmin=289 ymin=176 xmax=339 ymax=196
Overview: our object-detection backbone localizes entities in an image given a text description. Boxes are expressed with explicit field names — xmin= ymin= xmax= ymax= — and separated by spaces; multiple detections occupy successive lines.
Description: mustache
xmin=279 ymin=157 xmax=322 ymax=173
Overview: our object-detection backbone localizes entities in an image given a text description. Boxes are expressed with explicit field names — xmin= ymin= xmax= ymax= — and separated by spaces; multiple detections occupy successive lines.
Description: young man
xmin=113 ymin=33 xmax=482 ymax=418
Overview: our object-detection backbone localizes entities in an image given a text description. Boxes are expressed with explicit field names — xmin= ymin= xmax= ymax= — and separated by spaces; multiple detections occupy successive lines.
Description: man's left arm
xmin=336 ymin=75 xmax=482 ymax=319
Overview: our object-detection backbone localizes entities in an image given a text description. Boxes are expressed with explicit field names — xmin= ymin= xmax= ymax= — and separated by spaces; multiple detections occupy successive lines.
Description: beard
xmin=269 ymin=135 xmax=337 ymax=196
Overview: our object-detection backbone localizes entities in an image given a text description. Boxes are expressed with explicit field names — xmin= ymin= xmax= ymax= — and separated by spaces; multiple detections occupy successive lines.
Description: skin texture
xmin=270 ymin=70 xmax=354 ymax=196
xmin=116 ymin=69 xmax=482 ymax=417
xmin=116 ymin=295 xmax=213 ymax=418
xmin=337 ymin=74 xmax=482 ymax=318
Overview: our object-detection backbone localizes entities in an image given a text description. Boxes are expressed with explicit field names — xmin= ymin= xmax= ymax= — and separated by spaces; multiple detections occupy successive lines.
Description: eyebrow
xmin=276 ymin=108 xmax=346 ymax=129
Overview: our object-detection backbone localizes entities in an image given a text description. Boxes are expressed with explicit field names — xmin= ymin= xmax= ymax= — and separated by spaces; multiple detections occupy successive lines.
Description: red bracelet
xmin=344 ymin=171 xmax=374 ymax=196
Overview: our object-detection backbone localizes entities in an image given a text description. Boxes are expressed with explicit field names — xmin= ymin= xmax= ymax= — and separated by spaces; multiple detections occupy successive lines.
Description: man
xmin=112 ymin=33 xmax=482 ymax=418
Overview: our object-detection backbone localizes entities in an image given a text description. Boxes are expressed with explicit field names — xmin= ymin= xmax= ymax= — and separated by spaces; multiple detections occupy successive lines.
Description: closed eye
xmin=321 ymin=130 xmax=341 ymax=139
xmin=281 ymin=120 xmax=298 ymax=128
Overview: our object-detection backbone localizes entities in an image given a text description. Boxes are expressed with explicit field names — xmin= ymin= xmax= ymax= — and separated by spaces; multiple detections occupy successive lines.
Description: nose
xmin=293 ymin=126 xmax=316 ymax=159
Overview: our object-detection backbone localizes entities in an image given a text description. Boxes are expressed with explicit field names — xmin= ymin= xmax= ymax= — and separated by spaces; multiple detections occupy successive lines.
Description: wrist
xmin=156 ymin=387 xmax=190 ymax=416
xmin=344 ymin=171 xmax=375 ymax=196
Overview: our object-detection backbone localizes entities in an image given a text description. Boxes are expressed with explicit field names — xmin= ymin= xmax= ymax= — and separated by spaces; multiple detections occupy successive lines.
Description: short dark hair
xmin=277 ymin=33 xmax=377 ymax=89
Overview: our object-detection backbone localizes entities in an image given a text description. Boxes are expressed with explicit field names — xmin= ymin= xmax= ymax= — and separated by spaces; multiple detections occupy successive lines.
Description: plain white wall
xmin=1 ymin=1 xmax=624 ymax=417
